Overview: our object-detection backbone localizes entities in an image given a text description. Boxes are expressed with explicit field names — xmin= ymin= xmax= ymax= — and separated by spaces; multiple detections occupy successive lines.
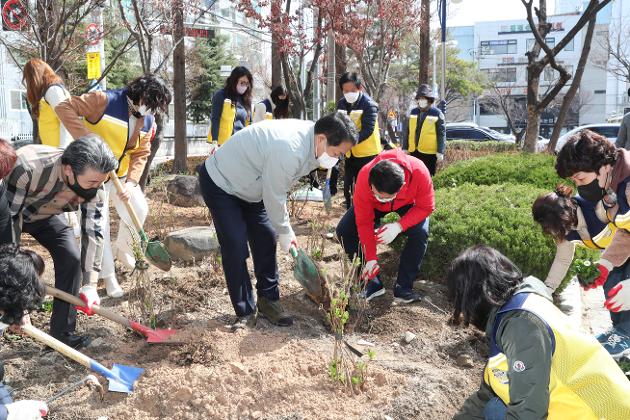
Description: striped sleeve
xmin=80 ymin=188 xmax=106 ymax=284
xmin=4 ymin=164 xmax=31 ymax=243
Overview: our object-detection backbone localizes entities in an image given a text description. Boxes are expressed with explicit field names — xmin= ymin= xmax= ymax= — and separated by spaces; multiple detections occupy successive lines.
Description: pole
xmin=440 ymin=0 xmax=446 ymax=113
xmin=97 ymin=3 xmax=106 ymax=90
xmin=432 ymin=41 xmax=438 ymax=94
xmin=326 ymin=30 xmax=336 ymax=106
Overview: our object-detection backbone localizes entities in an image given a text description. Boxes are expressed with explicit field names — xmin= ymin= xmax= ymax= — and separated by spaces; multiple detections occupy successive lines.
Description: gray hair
xmin=61 ymin=135 xmax=118 ymax=175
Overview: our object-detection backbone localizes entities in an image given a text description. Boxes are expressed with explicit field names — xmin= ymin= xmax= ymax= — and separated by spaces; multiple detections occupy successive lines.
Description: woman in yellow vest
xmin=22 ymin=58 xmax=73 ymax=148
xmin=334 ymin=72 xmax=382 ymax=209
xmin=449 ymin=245 xmax=630 ymax=420
xmin=208 ymin=66 xmax=253 ymax=145
xmin=402 ymin=84 xmax=445 ymax=176
xmin=252 ymin=85 xmax=289 ymax=123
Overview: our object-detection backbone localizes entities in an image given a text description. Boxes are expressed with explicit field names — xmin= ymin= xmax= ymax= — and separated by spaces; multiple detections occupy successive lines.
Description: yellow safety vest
xmin=484 ymin=292 xmax=630 ymax=420
xmin=207 ymin=99 xmax=249 ymax=145
xmin=407 ymin=114 xmax=439 ymax=154
xmin=84 ymin=116 xmax=140 ymax=177
xmin=342 ymin=109 xmax=382 ymax=158
xmin=38 ymin=98 xmax=68 ymax=147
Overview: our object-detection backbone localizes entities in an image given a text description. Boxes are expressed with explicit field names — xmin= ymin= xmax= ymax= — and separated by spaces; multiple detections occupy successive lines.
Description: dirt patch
xmin=2 ymin=178 xmax=483 ymax=419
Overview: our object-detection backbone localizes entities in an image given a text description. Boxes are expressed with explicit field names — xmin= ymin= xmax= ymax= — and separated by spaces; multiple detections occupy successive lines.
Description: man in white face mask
xmin=336 ymin=149 xmax=435 ymax=304
xmin=332 ymin=72 xmax=383 ymax=209
xmin=198 ymin=112 xmax=358 ymax=329
xmin=402 ymin=84 xmax=446 ymax=176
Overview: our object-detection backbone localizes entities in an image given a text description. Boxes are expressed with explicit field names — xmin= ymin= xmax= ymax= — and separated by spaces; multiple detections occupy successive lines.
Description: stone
xmin=456 ymin=353 xmax=475 ymax=368
xmin=166 ymin=175 xmax=204 ymax=207
xmin=357 ymin=339 xmax=375 ymax=347
xmin=228 ymin=361 xmax=247 ymax=375
xmin=164 ymin=227 xmax=220 ymax=263
xmin=403 ymin=331 xmax=416 ymax=344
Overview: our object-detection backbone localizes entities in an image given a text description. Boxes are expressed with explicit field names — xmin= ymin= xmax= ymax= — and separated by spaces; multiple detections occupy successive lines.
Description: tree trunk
xmin=419 ymin=0 xmax=430 ymax=85
xmin=335 ymin=43 xmax=346 ymax=102
xmin=547 ymin=16 xmax=596 ymax=152
xmin=172 ymin=0 xmax=187 ymax=173
xmin=282 ymin=54 xmax=305 ymax=118
xmin=272 ymin=30 xmax=282 ymax=87
xmin=139 ymin=112 xmax=164 ymax=191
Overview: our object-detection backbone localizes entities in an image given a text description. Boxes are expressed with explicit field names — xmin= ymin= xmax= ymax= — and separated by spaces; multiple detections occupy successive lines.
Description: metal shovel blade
xmin=89 ymin=360 xmax=144 ymax=394
xmin=145 ymin=240 xmax=172 ymax=271
xmin=323 ymin=180 xmax=332 ymax=213
xmin=130 ymin=321 xmax=179 ymax=344
xmin=291 ymin=248 xmax=326 ymax=302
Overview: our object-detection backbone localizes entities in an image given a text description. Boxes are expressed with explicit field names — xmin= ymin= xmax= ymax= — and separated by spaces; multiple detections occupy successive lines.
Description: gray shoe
xmin=231 ymin=310 xmax=258 ymax=331
xmin=257 ymin=296 xmax=293 ymax=327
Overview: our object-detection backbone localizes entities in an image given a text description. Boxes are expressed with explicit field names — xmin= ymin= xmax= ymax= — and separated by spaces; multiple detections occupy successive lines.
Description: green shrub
xmin=446 ymin=140 xmax=517 ymax=153
xmin=421 ymin=183 xmax=556 ymax=281
xmin=434 ymin=152 xmax=564 ymax=190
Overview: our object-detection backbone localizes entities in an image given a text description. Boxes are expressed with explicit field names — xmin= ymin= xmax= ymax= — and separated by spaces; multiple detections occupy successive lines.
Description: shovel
xmin=323 ymin=168 xmax=333 ymax=213
xmin=21 ymin=324 xmax=143 ymax=393
xmin=46 ymin=285 xmax=178 ymax=344
xmin=289 ymin=247 xmax=331 ymax=308
xmin=109 ymin=171 xmax=172 ymax=272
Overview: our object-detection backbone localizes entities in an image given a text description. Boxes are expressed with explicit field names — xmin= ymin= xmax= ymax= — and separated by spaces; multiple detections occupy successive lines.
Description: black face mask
xmin=577 ymin=178 xmax=605 ymax=201
xmin=67 ymin=170 xmax=99 ymax=201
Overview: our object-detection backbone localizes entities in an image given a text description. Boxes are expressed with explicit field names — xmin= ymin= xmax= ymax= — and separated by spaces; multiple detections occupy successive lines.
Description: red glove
xmin=582 ymin=264 xmax=609 ymax=291
xmin=76 ymin=285 xmax=100 ymax=316
xmin=360 ymin=260 xmax=380 ymax=282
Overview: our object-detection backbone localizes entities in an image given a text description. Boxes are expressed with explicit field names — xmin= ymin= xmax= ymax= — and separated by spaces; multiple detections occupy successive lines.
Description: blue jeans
xmin=484 ymin=397 xmax=507 ymax=420
xmin=603 ymin=258 xmax=630 ymax=334
xmin=335 ymin=204 xmax=429 ymax=292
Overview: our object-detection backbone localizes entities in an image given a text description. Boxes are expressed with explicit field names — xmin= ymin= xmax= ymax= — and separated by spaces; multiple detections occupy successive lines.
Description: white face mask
xmin=344 ymin=91 xmax=360 ymax=104
xmin=237 ymin=84 xmax=248 ymax=95
xmin=318 ymin=151 xmax=339 ymax=170
xmin=137 ymin=104 xmax=153 ymax=116
xmin=374 ymin=194 xmax=396 ymax=203
xmin=417 ymin=99 xmax=429 ymax=109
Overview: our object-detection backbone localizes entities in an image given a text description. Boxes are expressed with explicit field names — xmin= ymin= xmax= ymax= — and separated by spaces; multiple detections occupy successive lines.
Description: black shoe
xmin=360 ymin=277 xmax=386 ymax=302
xmin=53 ymin=333 xmax=92 ymax=350
xmin=394 ymin=289 xmax=424 ymax=304
xmin=257 ymin=296 xmax=293 ymax=327
xmin=231 ymin=310 xmax=258 ymax=331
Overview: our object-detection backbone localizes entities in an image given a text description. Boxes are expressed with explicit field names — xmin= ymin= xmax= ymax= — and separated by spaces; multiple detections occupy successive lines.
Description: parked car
xmin=445 ymin=122 xmax=515 ymax=143
xmin=553 ymin=123 xmax=620 ymax=152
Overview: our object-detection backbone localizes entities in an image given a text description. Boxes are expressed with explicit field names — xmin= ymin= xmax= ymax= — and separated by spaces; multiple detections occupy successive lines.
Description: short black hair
xmin=369 ymin=160 xmax=405 ymax=194
xmin=555 ymin=129 xmax=617 ymax=178
xmin=532 ymin=184 xmax=577 ymax=242
xmin=314 ymin=112 xmax=359 ymax=147
xmin=338 ymin=72 xmax=361 ymax=90
xmin=0 ymin=244 xmax=45 ymax=325
xmin=126 ymin=74 xmax=172 ymax=114
xmin=447 ymin=245 xmax=523 ymax=331
xmin=61 ymin=135 xmax=118 ymax=176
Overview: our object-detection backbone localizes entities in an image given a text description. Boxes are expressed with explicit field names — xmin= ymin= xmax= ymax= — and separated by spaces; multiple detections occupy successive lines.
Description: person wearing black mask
xmin=555 ymin=129 xmax=630 ymax=358
xmin=253 ymin=85 xmax=290 ymax=123
xmin=0 ymin=135 xmax=118 ymax=349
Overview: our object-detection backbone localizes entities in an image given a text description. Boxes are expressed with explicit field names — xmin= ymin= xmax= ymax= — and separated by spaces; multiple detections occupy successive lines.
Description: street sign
xmin=2 ymin=0 xmax=27 ymax=31
xmin=87 ymin=52 xmax=101 ymax=79
xmin=85 ymin=22 xmax=102 ymax=46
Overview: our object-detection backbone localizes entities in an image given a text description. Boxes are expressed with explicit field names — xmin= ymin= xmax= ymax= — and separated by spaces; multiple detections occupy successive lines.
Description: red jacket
xmin=353 ymin=149 xmax=435 ymax=261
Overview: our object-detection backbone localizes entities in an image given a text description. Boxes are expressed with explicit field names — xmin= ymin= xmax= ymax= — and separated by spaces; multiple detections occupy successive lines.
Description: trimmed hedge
xmin=433 ymin=152 xmax=564 ymax=190
xmin=421 ymin=183 xmax=556 ymax=281
xmin=445 ymin=140 xmax=517 ymax=153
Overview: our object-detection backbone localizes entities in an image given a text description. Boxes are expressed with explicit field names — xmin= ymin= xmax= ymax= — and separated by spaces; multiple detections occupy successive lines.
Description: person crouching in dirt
xmin=449 ymin=245 xmax=630 ymax=420
xmin=197 ymin=113 xmax=358 ymax=329
xmin=0 ymin=244 xmax=49 ymax=419
xmin=0 ymin=136 xmax=118 ymax=349
xmin=336 ymin=149 xmax=434 ymax=303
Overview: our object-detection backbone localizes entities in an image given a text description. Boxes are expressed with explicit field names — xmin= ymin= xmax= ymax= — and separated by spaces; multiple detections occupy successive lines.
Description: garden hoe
xmin=289 ymin=247 xmax=331 ymax=309
xmin=45 ymin=285 xmax=179 ymax=344
xmin=21 ymin=324 xmax=143 ymax=393
xmin=323 ymin=168 xmax=333 ymax=213
xmin=109 ymin=171 xmax=172 ymax=272
xmin=46 ymin=375 xmax=104 ymax=405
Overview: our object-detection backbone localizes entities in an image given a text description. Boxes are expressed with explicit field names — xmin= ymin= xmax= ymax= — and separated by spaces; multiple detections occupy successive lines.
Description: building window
xmin=480 ymin=39 xmax=517 ymax=55
xmin=526 ymin=37 xmax=555 ymax=51
xmin=563 ymin=38 xmax=574 ymax=52
xmin=10 ymin=90 xmax=27 ymax=111
xmin=482 ymin=67 xmax=517 ymax=83
xmin=544 ymin=65 xmax=573 ymax=82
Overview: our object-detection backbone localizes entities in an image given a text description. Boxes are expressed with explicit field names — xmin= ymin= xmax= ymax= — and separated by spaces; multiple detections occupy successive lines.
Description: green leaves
xmin=569 ymin=258 xmax=600 ymax=288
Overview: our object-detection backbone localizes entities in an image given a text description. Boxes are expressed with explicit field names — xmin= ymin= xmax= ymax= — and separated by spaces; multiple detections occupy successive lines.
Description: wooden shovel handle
xmin=45 ymin=285 xmax=132 ymax=329
xmin=21 ymin=324 xmax=92 ymax=368
xmin=109 ymin=171 xmax=143 ymax=232
xmin=325 ymin=168 xmax=332 ymax=181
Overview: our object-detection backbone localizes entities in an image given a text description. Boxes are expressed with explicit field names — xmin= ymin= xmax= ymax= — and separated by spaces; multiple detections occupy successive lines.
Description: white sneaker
xmin=102 ymin=275 xmax=124 ymax=298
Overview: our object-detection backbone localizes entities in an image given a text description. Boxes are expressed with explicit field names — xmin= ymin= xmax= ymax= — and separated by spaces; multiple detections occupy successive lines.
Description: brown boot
xmin=257 ymin=296 xmax=293 ymax=327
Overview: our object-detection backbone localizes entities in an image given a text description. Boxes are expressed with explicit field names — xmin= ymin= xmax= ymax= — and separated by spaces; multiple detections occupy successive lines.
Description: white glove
xmin=436 ymin=153 xmax=444 ymax=162
xmin=605 ymin=278 xmax=630 ymax=313
xmin=7 ymin=400 xmax=48 ymax=420
xmin=77 ymin=285 xmax=100 ymax=316
xmin=376 ymin=223 xmax=403 ymax=245
xmin=278 ymin=228 xmax=297 ymax=253
xmin=360 ymin=260 xmax=380 ymax=282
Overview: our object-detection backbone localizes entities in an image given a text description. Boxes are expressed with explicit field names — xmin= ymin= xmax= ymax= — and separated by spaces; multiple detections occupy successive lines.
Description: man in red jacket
xmin=336 ymin=149 xmax=435 ymax=302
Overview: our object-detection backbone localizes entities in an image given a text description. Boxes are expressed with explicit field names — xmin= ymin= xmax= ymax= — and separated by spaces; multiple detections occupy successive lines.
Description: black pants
xmin=22 ymin=215 xmax=81 ymax=337
xmin=0 ymin=183 xmax=12 ymax=244
xmin=336 ymin=205 xmax=429 ymax=293
xmin=197 ymin=164 xmax=279 ymax=317
xmin=411 ymin=151 xmax=437 ymax=176
xmin=332 ymin=155 xmax=377 ymax=210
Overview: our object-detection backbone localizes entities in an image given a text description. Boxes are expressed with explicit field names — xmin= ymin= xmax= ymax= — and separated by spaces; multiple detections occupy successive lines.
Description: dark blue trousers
xmin=198 ymin=164 xmax=279 ymax=317
xmin=336 ymin=205 xmax=429 ymax=292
